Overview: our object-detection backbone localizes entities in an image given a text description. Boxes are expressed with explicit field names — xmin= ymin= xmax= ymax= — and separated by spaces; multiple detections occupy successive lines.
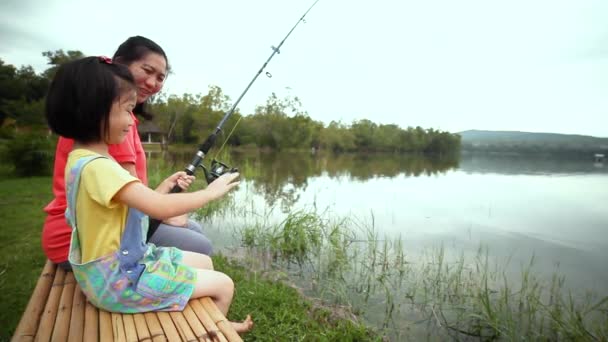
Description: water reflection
xmin=148 ymin=149 xmax=608 ymax=179
xmin=460 ymin=152 xmax=608 ymax=175
xmin=149 ymin=149 xmax=459 ymax=205
xmin=147 ymin=149 xmax=608 ymax=339
xmin=147 ymin=149 xmax=608 ymax=283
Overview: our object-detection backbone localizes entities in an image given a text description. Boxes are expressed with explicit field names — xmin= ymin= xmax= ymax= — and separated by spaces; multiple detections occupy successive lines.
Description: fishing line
xmin=212 ymin=0 xmax=320 ymax=160
xmin=147 ymin=0 xmax=321 ymax=240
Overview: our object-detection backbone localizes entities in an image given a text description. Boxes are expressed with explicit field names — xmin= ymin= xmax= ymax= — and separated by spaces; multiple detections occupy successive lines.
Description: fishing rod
xmin=147 ymin=0 xmax=321 ymax=239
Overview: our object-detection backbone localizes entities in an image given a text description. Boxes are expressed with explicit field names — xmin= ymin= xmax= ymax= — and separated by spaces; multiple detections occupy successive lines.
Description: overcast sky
xmin=1 ymin=0 xmax=607 ymax=137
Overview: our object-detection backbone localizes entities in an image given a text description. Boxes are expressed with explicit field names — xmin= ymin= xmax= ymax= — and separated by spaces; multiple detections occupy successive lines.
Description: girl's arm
xmin=113 ymin=172 xmax=239 ymax=220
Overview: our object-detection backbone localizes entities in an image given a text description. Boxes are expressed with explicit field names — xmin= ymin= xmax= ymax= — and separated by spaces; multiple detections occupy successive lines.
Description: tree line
xmin=1 ymin=50 xmax=461 ymax=155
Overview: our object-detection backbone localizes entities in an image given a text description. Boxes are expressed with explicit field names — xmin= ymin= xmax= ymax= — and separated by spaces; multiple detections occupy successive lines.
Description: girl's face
xmin=128 ymin=52 xmax=167 ymax=103
xmin=106 ymin=90 xmax=137 ymax=144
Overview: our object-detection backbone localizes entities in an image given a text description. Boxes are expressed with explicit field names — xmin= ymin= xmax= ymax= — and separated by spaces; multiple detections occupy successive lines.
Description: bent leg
xmin=149 ymin=223 xmax=213 ymax=255
xmin=191 ymin=269 xmax=235 ymax=315
xmin=185 ymin=219 xmax=204 ymax=234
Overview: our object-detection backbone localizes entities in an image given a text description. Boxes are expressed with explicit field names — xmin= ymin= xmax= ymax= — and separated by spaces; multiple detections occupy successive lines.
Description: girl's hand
xmin=205 ymin=172 xmax=240 ymax=200
xmin=159 ymin=171 xmax=195 ymax=193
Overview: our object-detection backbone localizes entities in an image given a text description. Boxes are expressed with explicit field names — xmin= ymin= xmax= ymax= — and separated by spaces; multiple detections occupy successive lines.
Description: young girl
xmin=43 ymin=36 xmax=213 ymax=272
xmin=45 ymin=56 xmax=252 ymax=332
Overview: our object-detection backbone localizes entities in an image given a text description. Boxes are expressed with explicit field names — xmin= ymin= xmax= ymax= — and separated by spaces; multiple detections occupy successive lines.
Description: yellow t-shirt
xmin=66 ymin=149 xmax=140 ymax=263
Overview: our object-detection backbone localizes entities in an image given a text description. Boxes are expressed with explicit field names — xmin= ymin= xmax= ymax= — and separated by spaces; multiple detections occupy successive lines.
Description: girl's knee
xmin=222 ymin=273 xmax=234 ymax=293
xmin=211 ymin=272 xmax=234 ymax=295
xmin=215 ymin=273 xmax=235 ymax=300
xmin=192 ymin=270 xmax=234 ymax=300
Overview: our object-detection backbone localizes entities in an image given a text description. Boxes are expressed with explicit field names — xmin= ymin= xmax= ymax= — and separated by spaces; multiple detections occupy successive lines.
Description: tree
xmin=0 ymin=59 xmax=49 ymax=128
xmin=41 ymin=50 xmax=86 ymax=80
xmin=351 ymin=119 xmax=377 ymax=150
xmin=0 ymin=59 xmax=18 ymax=126
xmin=320 ymin=121 xmax=355 ymax=152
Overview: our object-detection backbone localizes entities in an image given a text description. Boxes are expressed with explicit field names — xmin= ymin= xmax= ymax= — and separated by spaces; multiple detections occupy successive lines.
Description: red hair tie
xmin=98 ymin=56 xmax=113 ymax=64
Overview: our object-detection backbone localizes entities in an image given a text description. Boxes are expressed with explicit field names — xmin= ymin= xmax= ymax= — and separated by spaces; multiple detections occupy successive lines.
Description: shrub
xmin=2 ymin=132 xmax=55 ymax=177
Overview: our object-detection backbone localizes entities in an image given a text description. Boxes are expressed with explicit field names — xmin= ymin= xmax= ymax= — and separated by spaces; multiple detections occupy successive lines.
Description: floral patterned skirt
xmin=72 ymin=245 xmax=196 ymax=313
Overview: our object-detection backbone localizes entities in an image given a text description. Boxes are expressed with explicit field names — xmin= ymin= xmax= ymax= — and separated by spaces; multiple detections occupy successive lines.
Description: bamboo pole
xmin=133 ymin=313 xmax=151 ymax=342
xmin=121 ymin=314 xmax=138 ymax=342
xmin=67 ymin=286 xmax=85 ymax=342
xmin=98 ymin=310 xmax=112 ymax=342
xmin=13 ymin=263 xmax=246 ymax=342
xmin=181 ymin=305 xmax=213 ymax=342
xmin=168 ymin=311 xmax=196 ymax=342
xmin=156 ymin=312 xmax=181 ymax=342
xmin=143 ymin=312 xmax=166 ymax=342
xmin=190 ymin=300 xmax=227 ymax=342
xmin=201 ymin=298 xmax=242 ymax=342
xmin=51 ymin=271 xmax=76 ymax=341
xmin=11 ymin=260 xmax=56 ymax=342
xmin=83 ymin=301 xmax=99 ymax=342
xmin=111 ymin=312 xmax=127 ymax=342
xmin=34 ymin=266 xmax=67 ymax=342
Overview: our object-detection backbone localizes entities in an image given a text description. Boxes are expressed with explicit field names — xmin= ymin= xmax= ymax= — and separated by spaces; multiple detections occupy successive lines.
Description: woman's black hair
xmin=45 ymin=57 xmax=136 ymax=144
xmin=113 ymin=36 xmax=169 ymax=120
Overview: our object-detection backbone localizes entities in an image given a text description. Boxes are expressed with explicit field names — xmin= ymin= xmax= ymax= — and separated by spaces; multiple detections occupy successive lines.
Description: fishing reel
xmin=199 ymin=159 xmax=238 ymax=185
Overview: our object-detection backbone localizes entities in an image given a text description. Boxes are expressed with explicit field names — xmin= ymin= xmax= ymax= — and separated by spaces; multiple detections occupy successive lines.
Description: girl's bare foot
xmin=231 ymin=314 xmax=253 ymax=333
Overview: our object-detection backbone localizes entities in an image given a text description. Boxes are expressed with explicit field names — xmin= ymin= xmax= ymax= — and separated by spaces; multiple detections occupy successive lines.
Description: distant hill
xmin=458 ymin=130 xmax=608 ymax=154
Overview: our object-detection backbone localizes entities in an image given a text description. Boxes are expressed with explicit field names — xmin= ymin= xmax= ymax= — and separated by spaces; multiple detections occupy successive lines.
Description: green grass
xmin=0 ymin=176 xmax=52 ymax=341
xmin=215 ymin=256 xmax=378 ymax=341
xmin=0 ymin=175 xmax=376 ymax=341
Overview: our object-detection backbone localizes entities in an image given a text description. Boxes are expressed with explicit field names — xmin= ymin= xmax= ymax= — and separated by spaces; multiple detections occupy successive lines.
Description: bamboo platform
xmin=11 ymin=260 xmax=242 ymax=342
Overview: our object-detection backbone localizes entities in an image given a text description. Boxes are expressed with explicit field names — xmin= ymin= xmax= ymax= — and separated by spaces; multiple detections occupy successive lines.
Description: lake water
xmin=151 ymin=150 xmax=608 ymax=337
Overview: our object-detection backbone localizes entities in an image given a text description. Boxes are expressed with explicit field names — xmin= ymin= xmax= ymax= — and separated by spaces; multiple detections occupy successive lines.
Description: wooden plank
xmin=51 ymin=271 xmax=76 ymax=341
xmin=34 ymin=266 xmax=67 ymax=342
xmin=182 ymin=304 xmax=213 ymax=342
xmin=12 ymin=260 xmax=56 ymax=342
xmin=99 ymin=310 xmax=112 ymax=342
xmin=67 ymin=286 xmax=86 ymax=342
xmin=169 ymin=311 xmax=197 ymax=342
xmin=133 ymin=314 xmax=151 ymax=342
xmin=143 ymin=312 xmax=166 ymax=342
xmin=111 ymin=313 xmax=127 ymax=342
xmin=156 ymin=312 xmax=181 ymax=342
xmin=83 ymin=301 xmax=99 ymax=342
xmin=190 ymin=300 xmax=227 ymax=342
xmin=201 ymin=298 xmax=242 ymax=342
xmin=121 ymin=314 xmax=138 ymax=342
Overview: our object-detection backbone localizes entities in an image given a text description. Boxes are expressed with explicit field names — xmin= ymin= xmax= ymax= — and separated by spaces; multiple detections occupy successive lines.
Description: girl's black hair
xmin=45 ymin=57 xmax=136 ymax=144
xmin=113 ymin=36 xmax=169 ymax=120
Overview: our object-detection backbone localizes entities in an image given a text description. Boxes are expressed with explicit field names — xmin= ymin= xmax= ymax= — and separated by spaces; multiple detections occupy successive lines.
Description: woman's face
xmin=128 ymin=52 xmax=167 ymax=104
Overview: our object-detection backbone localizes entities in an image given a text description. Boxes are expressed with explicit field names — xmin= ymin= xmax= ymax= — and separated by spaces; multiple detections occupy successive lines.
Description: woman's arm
xmin=119 ymin=162 xmax=137 ymax=178
xmin=154 ymin=172 xmax=194 ymax=194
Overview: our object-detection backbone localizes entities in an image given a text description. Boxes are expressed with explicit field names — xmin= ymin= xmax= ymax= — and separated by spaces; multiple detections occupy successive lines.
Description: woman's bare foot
xmin=231 ymin=315 xmax=253 ymax=333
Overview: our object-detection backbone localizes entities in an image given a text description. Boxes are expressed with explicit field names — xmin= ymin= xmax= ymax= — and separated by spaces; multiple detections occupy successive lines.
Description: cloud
xmin=0 ymin=0 xmax=607 ymax=136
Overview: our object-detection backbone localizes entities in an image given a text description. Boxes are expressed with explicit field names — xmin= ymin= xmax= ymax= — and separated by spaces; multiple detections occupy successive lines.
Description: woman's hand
xmin=156 ymin=171 xmax=195 ymax=194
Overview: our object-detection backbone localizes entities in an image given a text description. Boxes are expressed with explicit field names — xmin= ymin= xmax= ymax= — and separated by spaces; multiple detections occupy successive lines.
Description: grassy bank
xmin=0 ymin=176 xmax=376 ymax=341
xmin=0 ymin=177 xmax=50 ymax=340
xmin=229 ymin=208 xmax=608 ymax=340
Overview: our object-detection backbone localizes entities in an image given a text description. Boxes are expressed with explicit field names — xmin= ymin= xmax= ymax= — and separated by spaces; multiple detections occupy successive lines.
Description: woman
xmin=42 ymin=36 xmax=213 ymax=269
